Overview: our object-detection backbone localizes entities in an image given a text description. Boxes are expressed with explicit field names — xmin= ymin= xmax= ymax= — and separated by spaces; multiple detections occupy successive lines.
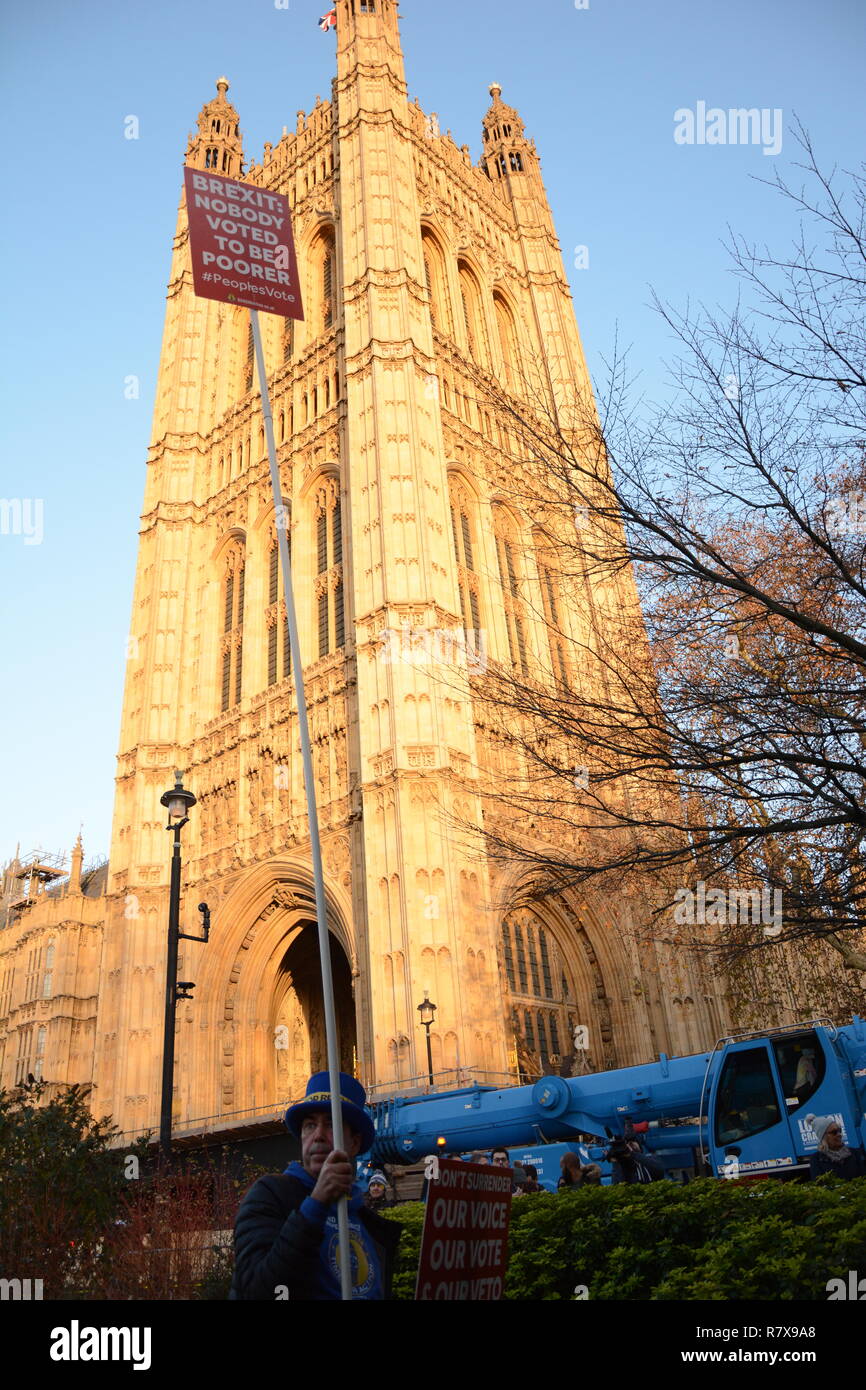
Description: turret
xmin=68 ymin=831 xmax=84 ymax=895
xmin=479 ymin=82 xmax=594 ymax=420
xmin=480 ymin=83 xmax=540 ymax=189
xmin=185 ymin=76 xmax=244 ymax=179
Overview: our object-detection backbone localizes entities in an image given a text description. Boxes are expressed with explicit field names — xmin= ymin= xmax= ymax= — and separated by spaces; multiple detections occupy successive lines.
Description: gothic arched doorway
xmin=273 ymin=924 xmax=356 ymax=1105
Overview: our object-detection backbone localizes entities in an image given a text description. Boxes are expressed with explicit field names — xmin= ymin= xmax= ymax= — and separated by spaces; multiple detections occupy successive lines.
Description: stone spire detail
xmin=185 ymin=76 xmax=244 ymax=177
xmin=480 ymin=82 xmax=539 ymax=184
xmin=69 ymin=831 xmax=84 ymax=895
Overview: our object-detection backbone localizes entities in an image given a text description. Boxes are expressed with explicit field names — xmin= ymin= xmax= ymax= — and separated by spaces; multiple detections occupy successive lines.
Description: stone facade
xmin=0 ymin=2 xmax=731 ymax=1138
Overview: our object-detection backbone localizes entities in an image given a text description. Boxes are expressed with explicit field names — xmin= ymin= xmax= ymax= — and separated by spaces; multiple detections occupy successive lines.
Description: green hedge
xmin=385 ymin=1177 xmax=866 ymax=1300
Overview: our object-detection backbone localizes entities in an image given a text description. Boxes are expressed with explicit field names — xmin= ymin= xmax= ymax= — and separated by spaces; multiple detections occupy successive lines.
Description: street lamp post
xmin=417 ymin=991 xmax=437 ymax=1087
xmin=158 ymin=771 xmax=206 ymax=1165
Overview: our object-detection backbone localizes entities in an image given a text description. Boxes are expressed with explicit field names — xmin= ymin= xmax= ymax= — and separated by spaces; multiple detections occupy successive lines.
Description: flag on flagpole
xmin=319 ymin=9 xmax=337 ymax=31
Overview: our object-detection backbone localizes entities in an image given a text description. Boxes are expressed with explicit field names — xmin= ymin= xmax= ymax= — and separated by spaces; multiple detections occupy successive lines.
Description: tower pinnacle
xmin=185 ymin=77 xmax=244 ymax=177
xmin=480 ymin=81 xmax=538 ymax=184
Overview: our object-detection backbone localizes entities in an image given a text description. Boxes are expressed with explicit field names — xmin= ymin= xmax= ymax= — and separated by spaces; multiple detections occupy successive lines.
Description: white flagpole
xmin=250 ymin=308 xmax=353 ymax=1302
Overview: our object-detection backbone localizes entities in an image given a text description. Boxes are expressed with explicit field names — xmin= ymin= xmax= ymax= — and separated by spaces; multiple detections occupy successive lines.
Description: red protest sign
xmin=183 ymin=168 xmax=304 ymax=319
xmin=415 ymin=1159 xmax=512 ymax=1301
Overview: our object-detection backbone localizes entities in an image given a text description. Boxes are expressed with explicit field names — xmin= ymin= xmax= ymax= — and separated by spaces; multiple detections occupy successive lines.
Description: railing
xmin=112 ymin=1070 xmax=522 ymax=1147
xmin=365 ymin=1068 xmax=516 ymax=1103
xmin=113 ymin=1100 xmax=290 ymax=1148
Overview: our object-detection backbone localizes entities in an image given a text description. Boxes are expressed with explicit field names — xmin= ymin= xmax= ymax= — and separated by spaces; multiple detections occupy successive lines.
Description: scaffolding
xmin=1 ymin=848 xmax=68 ymax=926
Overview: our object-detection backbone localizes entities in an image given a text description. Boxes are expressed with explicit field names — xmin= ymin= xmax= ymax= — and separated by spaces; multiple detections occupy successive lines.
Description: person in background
xmin=806 ymin=1114 xmax=866 ymax=1179
xmin=364 ymin=1171 xmax=394 ymax=1213
xmin=517 ymin=1164 xmax=542 ymax=1195
xmin=557 ymin=1152 xmax=583 ymax=1190
xmin=607 ymin=1137 xmax=665 ymax=1184
xmin=794 ymin=1049 xmax=818 ymax=1098
xmin=491 ymin=1145 xmax=525 ymax=1194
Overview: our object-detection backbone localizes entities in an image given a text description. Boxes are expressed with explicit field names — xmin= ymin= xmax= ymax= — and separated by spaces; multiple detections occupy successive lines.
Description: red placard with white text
xmin=183 ymin=168 xmax=303 ymax=319
xmin=415 ymin=1159 xmax=512 ymax=1301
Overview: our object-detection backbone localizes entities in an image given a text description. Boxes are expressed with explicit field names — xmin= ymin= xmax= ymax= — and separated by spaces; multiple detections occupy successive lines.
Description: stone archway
xmin=211 ymin=865 xmax=358 ymax=1119
xmin=273 ymin=924 xmax=356 ymax=1105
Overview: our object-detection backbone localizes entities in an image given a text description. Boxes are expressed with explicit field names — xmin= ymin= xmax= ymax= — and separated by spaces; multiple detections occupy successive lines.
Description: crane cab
xmin=706 ymin=1021 xmax=862 ymax=1179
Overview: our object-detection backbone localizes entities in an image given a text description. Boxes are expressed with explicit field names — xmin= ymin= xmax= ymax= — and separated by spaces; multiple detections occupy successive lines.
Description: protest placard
xmin=416 ymin=1159 xmax=512 ymax=1300
xmin=183 ymin=167 xmax=303 ymax=318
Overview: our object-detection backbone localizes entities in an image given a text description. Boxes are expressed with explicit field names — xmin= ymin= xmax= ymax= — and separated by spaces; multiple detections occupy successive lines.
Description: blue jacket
xmin=229 ymin=1171 xmax=402 ymax=1300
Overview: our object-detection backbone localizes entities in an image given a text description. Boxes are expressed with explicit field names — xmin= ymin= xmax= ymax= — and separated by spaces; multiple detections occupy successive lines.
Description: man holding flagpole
xmin=229 ymin=1071 xmax=401 ymax=1299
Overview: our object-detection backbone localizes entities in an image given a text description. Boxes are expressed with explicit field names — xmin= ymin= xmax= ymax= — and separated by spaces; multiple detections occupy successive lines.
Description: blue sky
xmin=1 ymin=0 xmax=864 ymax=868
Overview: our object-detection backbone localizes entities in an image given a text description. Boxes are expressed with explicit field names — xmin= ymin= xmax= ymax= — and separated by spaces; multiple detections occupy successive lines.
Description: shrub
xmin=388 ymin=1177 xmax=866 ymax=1301
xmin=0 ymin=1079 xmax=263 ymax=1300
xmin=0 ymin=1079 xmax=143 ymax=1297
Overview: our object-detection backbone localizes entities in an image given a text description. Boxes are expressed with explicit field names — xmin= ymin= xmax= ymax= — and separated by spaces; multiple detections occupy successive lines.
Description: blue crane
xmin=369 ymin=1017 xmax=866 ymax=1180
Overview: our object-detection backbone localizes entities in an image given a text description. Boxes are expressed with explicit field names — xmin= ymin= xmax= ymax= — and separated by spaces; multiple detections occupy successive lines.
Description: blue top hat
xmin=285 ymin=1071 xmax=375 ymax=1153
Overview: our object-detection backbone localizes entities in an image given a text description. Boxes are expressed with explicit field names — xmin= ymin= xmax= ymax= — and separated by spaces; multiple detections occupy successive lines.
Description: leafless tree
xmin=456 ymin=123 xmax=866 ymax=996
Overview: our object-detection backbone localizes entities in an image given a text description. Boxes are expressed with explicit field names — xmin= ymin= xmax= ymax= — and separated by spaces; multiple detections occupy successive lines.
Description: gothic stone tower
xmin=95 ymin=0 xmax=724 ymax=1140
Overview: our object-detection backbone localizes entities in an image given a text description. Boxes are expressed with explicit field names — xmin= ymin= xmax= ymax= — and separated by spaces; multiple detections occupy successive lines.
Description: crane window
xmin=715 ymin=1046 xmax=781 ymax=1145
xmin=773 ymin=1031 xmax=825 ymax=1112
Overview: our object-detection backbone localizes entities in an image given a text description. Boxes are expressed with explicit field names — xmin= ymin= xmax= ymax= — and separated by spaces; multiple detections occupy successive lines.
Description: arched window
xmin=537 ymin=551 xmax=570 ymax=689
xmin=323 ymin=251 xmax=332 ymax=327
xmin=220 ymin=547 xmax=245 ymax=712
xmin=458 ymin=262 xmax=486 ymax=363
xmin=494 ymin=511 xmax=529 ymax=674
xmin=421 ymin=230 xmax=452 ymax=335
xmin=314 ymin=477 xmax=344 ymax=658
xmin=536 ymin=1011 xmax=550 ymax=1068
xmin=0 ymin=966 xmax=15 ymax=1019
xmin=314 ymin=228 xmax=337 ymax=333
xmin=283 ymin=318 xmax=294 ymax=362
xmin=33 ymin=1025 xmax=46 ymax=1081
xmin=25 ymin=945 xmax=43 ymax=1001
xmin=423 ymin=251 xmax=437 ymax=327
xmin=42 ymin=941 xmax=55 ymax=999
xmin=266 ymin=536 xmax=292 ymax=687
xmin=494 ymin=294 xmax=520 ymax=391
xmin=502 ymin=909 xmax=577 ymax=1079
xmin=448 ymin=479 xmax=482 ymax=652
